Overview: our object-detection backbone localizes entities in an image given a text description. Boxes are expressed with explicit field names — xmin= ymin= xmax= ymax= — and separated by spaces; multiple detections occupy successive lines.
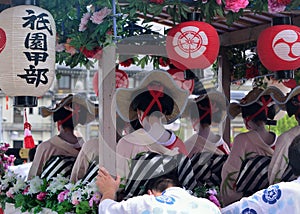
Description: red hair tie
xmin=245 ymin=97 xmax=273 ymax=128
xmin=140 ymin=84 xmax=164 ymax=122
xmin=57 ymin=104 xmax=81 ymax=131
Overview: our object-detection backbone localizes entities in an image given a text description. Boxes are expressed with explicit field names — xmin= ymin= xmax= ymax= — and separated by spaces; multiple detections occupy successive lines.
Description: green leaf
xmin=76 ymin=201 xmax=92 ymax=214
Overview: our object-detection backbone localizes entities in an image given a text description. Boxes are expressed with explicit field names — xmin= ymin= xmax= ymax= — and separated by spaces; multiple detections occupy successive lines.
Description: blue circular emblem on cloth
xmin=262 ymin=185 xmax=282 ymax=205
xmin=155 ymin=195 xmax=175 ymax=205
xmin=242 ymin=208 xmax=257 ymax=214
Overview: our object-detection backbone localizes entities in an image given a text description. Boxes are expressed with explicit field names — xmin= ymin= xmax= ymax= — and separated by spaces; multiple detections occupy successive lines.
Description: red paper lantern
xmin=115 ymin=69 xmax=129 ymax=89
xmin=0 ymin=28 xmax=6 ymax=53
xmin=282 ymin=79 xmax=297 ymax=88
xmin=167 ymin=68 xmax=194 ymax=94
xmin=257 ymin=25 xmax=300 ymax=71
xmin=93 ymin=69 xmax=129 ymax=96
xmin=166 ymin=21 xmax=220 ymax=70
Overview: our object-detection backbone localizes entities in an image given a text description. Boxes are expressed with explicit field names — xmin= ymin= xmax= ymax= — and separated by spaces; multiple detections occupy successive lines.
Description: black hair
xmin=53 ymin=104 xmax=88 ymax=129
xmin=285 ymin=96 xmax=300 ymax=118
xmin=130 ymin=119 xmax=143 ymax=130
xmin=146 ymin=167 xmax=181 ymax=193
xmin=190 ymin=96 xmax=212 ymax=125
xmin=131 ymin=90 xmax=174 ymax=117
xmin=29 ymin=147 xmax=36 ymax=162
xmin=241 ymin=95 xmax=276 ymax=122
xmin=288 ymin=134 xmax=300 ymax=176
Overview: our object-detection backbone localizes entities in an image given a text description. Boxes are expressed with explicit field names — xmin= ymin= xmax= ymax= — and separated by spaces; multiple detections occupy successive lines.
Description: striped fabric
xmin=123 ymin=152 xmax=197 ymax=199
xmin=236 ymin=155 xmax=271 ymax=196
xmin=40 ymin=155 xmax=76 ymax=181
xmin=281 ymin=164 xmax=297 ymax=182
xmin=82 ymin=160 xmax=99 ymax=184
xmin=190 ymin=152 xmax=228 ymax=187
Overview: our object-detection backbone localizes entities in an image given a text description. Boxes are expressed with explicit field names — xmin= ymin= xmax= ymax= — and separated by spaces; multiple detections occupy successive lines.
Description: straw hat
xmin=280 ymin=85 xmax=300 ymax=114
xmin=115 ymin=70 xmax=189 ymax=124
xmin=185 ymin=89 xmax=228 ymax=123
xmin=40 ymin=93 xmax=98 ymax=125
xmin=228 ymin=86 xmax=285 ymax=119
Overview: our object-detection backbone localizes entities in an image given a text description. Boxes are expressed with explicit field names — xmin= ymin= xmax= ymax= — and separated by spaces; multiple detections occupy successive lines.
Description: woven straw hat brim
xmin=40 ymin=93 xmax=98 ymax=125
xmin=183 ymin=90 xmax=228 ymax=122
xmin=284 ymin=86 xmax=300 ymax=103
xmin=228 ymin=86 xmax=285 ymax=119
xmin=279 ymin=86 xmax=300 ymax=111
xmin=116 ymin=70 xmax=189 ymax=124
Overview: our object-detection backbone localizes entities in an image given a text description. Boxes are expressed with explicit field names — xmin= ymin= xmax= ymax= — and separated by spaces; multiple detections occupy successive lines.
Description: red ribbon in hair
xmin=57 ymin=104 xmax=81 ymax=131
xmin=140 ymin=84 xmax=164 ymax=122
xmin=245 ymin=96 xmax=273 ymax=128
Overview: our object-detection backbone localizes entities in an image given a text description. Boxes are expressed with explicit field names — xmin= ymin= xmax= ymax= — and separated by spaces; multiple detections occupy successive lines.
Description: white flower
xmin=47 ymin=174 xmax=69 ymax=193
xmin=65 ymin=180 xmax=80 ymax=192
xmin=82 ymin=180 xmax=98 ymax=198
xmin=27 ymin=176 xmax=43 ymax=194
xmin=70 ymin=189 xmax=82 ymax=205
xmin=11 ymin=176 xmax=26 ymax=193
xmin=0 ymin=171 xmax=17 ymax=190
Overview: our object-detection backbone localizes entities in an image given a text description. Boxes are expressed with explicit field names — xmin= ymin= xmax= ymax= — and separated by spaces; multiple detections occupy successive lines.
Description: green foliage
xmin=37 ymin=0 xmax=300 ymax=69
xmin=76 ymin=201 xmax=97 ymax=214
xmin=270 ymin=114 xmax=298 ymax=136
xmin=53 ymin=200 xmax=74 ymax=214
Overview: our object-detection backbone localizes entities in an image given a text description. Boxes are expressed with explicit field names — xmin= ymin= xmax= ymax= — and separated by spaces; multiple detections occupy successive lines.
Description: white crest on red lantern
xmin=166 ymin=21 xmax=219 ymax=70
xmin=0 ymin=28 xmax=6 ymax=53
xmin=272 ymin=29 xmax=300 ymax=62
xmin=172 ymin=26 xmax=208 ymax=59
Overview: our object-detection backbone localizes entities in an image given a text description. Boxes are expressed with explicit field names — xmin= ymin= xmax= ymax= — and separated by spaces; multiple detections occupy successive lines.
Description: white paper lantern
xmin=0 ymin=5 xmax=56 ymax=107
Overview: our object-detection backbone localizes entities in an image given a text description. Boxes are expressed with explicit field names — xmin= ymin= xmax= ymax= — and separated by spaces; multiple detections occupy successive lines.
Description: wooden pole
xmin=98 ymin=45 xmax=116 ymax=176
xmin=219 ymin=46 xmax=231 ymax=145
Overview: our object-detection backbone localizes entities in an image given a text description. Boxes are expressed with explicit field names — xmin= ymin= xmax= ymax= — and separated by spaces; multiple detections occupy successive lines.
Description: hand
xmin=96 ymin=167 xmax=121 ymax=201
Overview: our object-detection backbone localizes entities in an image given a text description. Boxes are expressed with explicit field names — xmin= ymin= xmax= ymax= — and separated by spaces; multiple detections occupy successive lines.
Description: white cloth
xmin=99 ymin=187 xmax=221 ymax=214
xmin=221 ymin=177 xmax=300 ymax=214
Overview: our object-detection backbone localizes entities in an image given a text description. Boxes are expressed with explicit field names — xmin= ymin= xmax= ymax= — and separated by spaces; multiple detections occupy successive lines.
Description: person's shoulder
xmin=82 ymin=138 xmax=99 ymax=148
xmin=192 ymin=197 xmax=221 ymax=213
xmin=232 ymin=132 xmax=249 ymax=145
xmin=118 ymin=129 xmax=145 ymax=144
xmin=37 ymin=138 xmax=53 ymax=150
xmin=279 ymin=126 xmax=300 ymax=138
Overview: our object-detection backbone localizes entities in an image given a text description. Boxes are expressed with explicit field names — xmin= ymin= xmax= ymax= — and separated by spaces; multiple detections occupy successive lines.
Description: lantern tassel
xmin=23 ymin=109 xmax=35 ymax=149
xmin=5 ymin=96 xmax=8 ymax=110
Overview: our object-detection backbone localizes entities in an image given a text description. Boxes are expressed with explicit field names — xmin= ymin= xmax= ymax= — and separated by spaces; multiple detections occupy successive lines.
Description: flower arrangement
xmin=123 ymin=0 xmax=299 ymax=26
xmin=54 ymin=6 xmax=116 ymax=69
xmin=0 ymin=143 xmax=14 ymax=177
xmin=0 ymin=172 xmax=101 ymax=214
xmin=193 ymin=185 xmax=222 ymax=208
xmin=0 ymin=168 xmax=223 ymax=213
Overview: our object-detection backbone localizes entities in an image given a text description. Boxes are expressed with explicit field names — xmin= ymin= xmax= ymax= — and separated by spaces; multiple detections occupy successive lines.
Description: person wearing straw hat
xmin=268 ymin=86 xmax=300 ymax=185
xmin=28 ymin=93 xmax=98 ymax=179
xmin=115 ymin=70 xmax=189 ymax=179
xmin=221 ymin=134 xmax=300 ymax=214
xmin=185 ymin=89 xmax=230 ymax=158
xmin=220 ymin=86 xmax=284 ymax=206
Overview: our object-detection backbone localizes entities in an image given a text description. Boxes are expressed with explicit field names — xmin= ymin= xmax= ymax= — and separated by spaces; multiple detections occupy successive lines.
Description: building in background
xmin=0 ymin=66 xmax=99 ymax=148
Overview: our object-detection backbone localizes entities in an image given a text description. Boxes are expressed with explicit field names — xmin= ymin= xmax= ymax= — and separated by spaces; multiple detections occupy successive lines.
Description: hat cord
xmin=140 ymin=85 xmax=164 ymax=122
xmin=57 ymin=104 xmax=81 ymax=131
xmin=244 ymin=97 xmax=272 ymax=128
